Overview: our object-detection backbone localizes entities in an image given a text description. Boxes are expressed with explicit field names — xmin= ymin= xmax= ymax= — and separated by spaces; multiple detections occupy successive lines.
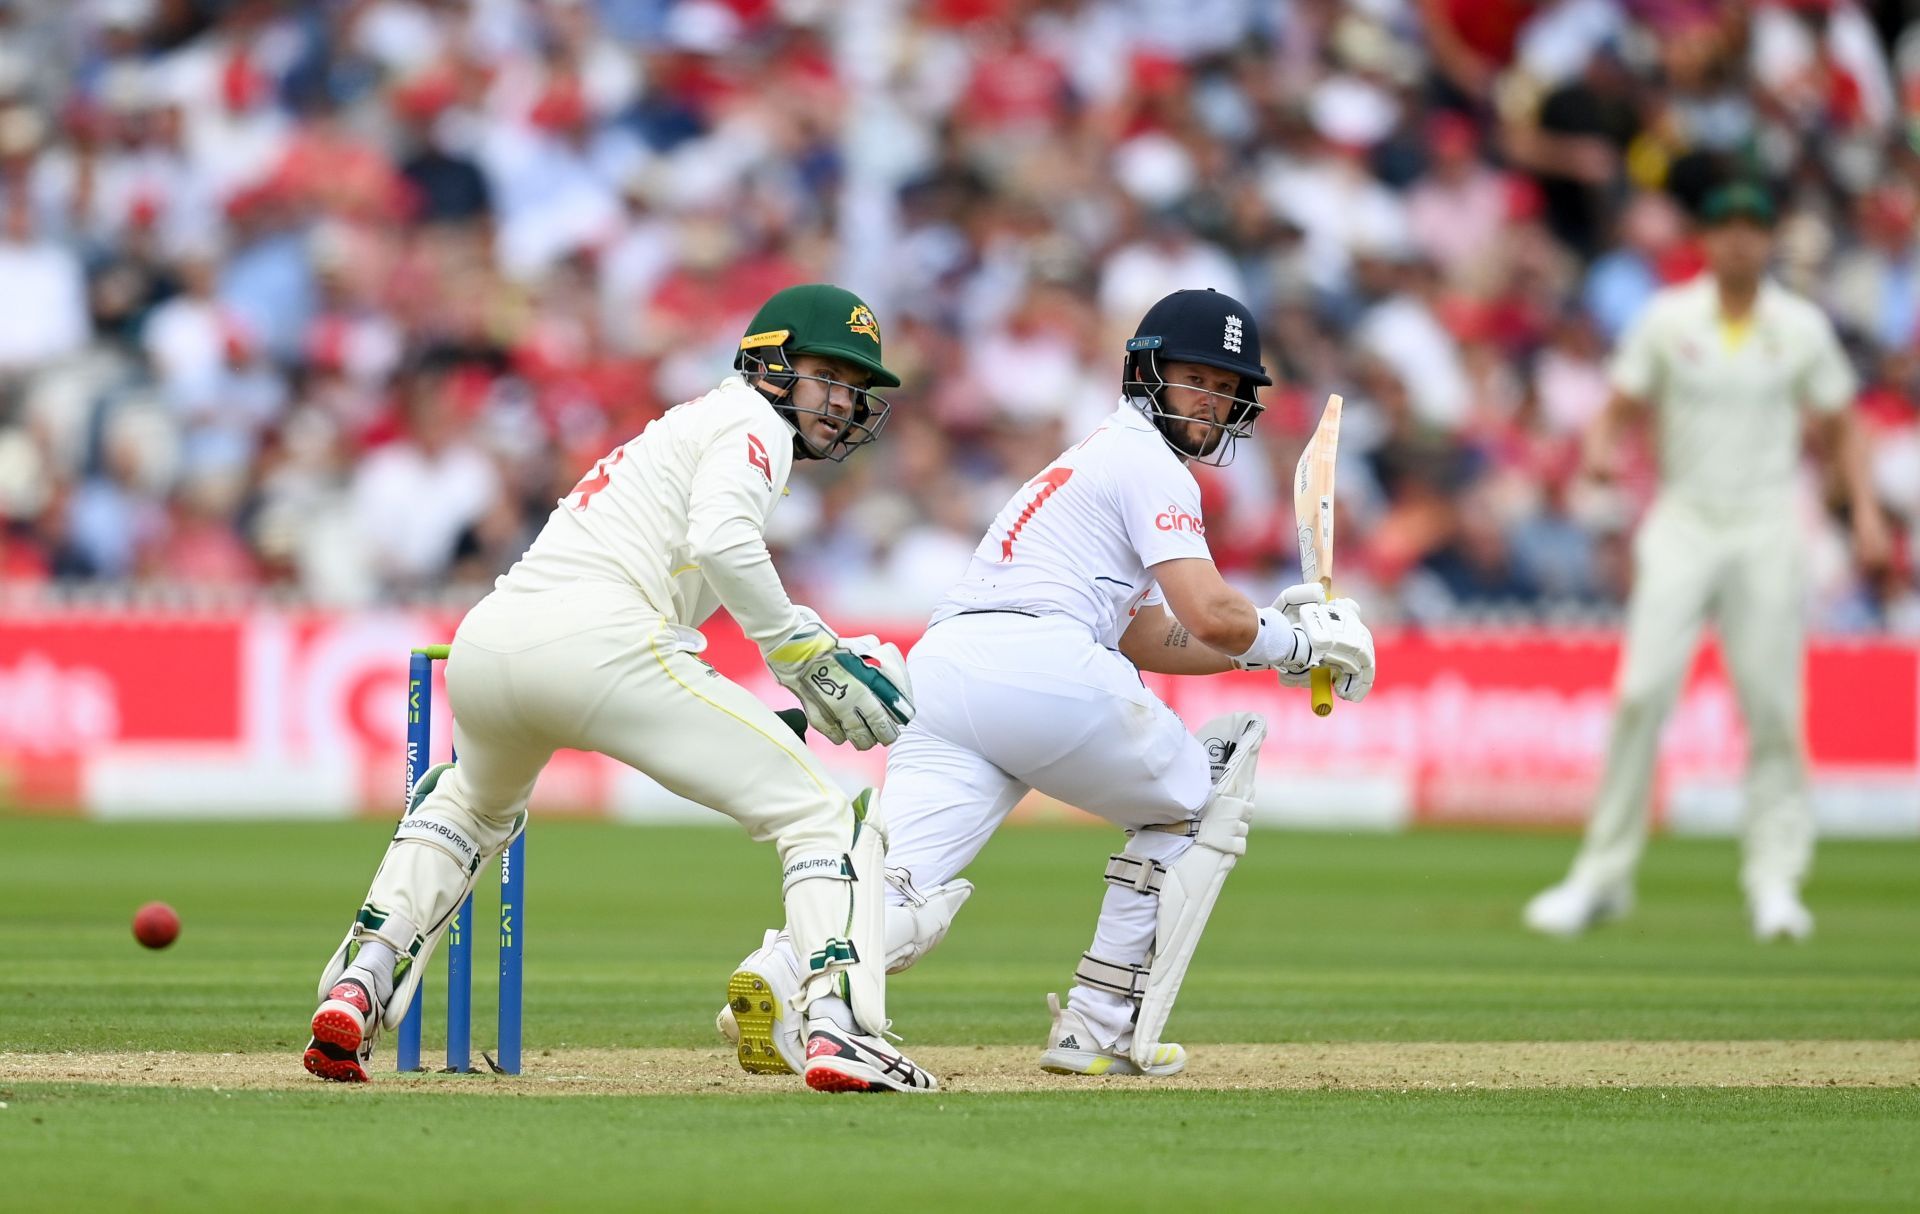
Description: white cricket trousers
xmin=1571 ymin=497 xmax=1813 ymax=898
xmin=362 ymin=581 xmax=858 ymax=939
xmin=881 ymin=612 xmax=1214 ymax=1043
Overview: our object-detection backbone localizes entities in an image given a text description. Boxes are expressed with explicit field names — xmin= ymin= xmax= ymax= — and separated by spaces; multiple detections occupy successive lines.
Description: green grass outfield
xmin=2 ymin=818 xmax=1916 ymax=1212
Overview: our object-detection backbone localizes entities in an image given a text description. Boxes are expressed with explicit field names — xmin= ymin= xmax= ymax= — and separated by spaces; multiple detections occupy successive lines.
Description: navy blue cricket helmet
xmin=1123 ymin=288 xmax=1272 ymax=466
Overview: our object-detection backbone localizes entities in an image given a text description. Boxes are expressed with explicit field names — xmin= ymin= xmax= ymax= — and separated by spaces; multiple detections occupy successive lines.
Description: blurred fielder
xmin=306 ymin=284 xmax=939 ymax=1093
xmin=719 ymin=289 xmax=1377 ymax=1078
xmin=1526 ymin=183 xmax=1891 ymax=942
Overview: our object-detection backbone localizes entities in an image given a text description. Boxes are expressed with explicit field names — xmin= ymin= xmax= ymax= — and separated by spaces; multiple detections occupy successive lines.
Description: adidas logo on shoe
xmin=1057 ymin=1035 xmax=1079 ymax=1050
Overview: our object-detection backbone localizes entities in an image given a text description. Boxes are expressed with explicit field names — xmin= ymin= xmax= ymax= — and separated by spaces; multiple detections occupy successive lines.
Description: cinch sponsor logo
xmin=1155 ymin=507 xmax=1205 ymax=535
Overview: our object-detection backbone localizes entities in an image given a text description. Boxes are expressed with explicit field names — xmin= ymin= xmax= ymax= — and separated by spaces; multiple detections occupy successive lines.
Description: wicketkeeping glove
xmin=764 ymin=608 xmax=915 ymax=749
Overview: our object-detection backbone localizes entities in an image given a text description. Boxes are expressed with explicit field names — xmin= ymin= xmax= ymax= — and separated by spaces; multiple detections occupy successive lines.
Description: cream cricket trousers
xmin=1570 ymin=497 xmax=1813 ymax=898
xmin=363 ymin=581 xmax=858 ymax=938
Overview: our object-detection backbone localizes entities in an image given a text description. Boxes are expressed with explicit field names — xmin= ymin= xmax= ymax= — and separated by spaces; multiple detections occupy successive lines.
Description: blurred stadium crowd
xmin=0 ymin=0 xmax=1917 ymax=629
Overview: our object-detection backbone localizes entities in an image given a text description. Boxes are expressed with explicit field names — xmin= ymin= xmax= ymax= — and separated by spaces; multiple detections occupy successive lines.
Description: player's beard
xmin=1172 ymin=414 xmax=1227 ymax=460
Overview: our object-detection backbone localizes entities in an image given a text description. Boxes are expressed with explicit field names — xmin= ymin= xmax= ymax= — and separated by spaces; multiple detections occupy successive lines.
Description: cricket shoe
xmin=1037 ymin=992 xmax=1185 ymax=1077
xmin=1750 ymin=887 xmax=1813 ymax=943
xmin=802 ymin=1019 xmax=937 ymax=1093
xmin=1523 ymin=880 xmax=1633 ymax=938
xmin=303 ymin=973 xmax=379 ymax=1083
xmin=718 ymin=930 xmax=807 ymax=1075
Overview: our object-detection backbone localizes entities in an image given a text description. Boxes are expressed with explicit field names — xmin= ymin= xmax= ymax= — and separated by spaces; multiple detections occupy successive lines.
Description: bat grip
xmin=1310 ymin=576 xmax=1335 ymax=717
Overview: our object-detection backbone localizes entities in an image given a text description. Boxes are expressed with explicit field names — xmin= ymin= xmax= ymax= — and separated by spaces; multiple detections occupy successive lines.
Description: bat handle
xmin=1310 ymin=577 xmax=1335 ymax=717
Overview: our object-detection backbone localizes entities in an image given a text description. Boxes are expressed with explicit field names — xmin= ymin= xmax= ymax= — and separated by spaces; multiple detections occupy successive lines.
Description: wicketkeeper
xmin=718 ymin=288 xmax=1377 ymax=1079
xmin=305 ymin=284 xmax=938 ymax=1092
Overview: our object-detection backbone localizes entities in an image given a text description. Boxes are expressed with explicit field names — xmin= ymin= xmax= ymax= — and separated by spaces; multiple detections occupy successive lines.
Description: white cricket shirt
xmin=497 ymin=376 xmax=804 ymax=647
xmin=931 ymin=402 xmax=1213 ymax=646
xmin=1611 ymin=275 xmax=1855 ymax=511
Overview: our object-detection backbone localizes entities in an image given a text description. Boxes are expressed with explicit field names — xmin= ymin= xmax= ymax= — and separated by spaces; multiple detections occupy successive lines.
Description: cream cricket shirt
xmin=497 ymin=376 xmax=804 ymax=648
xmin=931 ymin=402 xmax=1213 ymax=647
xmin=1610 ymin=275 xmax=1855 ymax=512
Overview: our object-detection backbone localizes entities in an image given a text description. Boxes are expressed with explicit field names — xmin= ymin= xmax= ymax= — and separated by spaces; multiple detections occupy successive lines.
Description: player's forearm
xmin=1172 ymin=591 xmax=1312 ymax=670
xmin=1582 ymin=390 xmax=1642 ymax=476
xmin=1151 ymin=558 xmax=1256 ymax=652
xmin=1151 ymin=557 xmax=1309 ymax=667
xmin=1176 ymin=591 xmax=1257 ymax=654
xmin=1119 ymin=608 xmax=1237 ymax=676
xmin=688 ymin=521 xmax=803 ymax=649
xmin=1827 ymin=411 xmax=1878 ymax=515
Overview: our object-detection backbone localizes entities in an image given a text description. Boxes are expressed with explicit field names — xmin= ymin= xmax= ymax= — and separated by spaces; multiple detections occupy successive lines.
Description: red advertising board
xmin=0 ymin=609 xmax=1914 ymax=833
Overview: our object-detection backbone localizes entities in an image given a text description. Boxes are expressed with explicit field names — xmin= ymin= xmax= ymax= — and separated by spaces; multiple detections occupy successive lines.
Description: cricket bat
xmin=1292 ymin=393 xmax=1343 ymax=717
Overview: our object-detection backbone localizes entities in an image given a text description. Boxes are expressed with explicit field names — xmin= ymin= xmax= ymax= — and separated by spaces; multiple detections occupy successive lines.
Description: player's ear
xmin=749 ymin=353 xmax=796 ymax=397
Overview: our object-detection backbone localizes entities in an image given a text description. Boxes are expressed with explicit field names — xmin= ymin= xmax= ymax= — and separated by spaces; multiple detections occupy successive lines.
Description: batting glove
xmin=1232 ymin=583 xmax=1324 ymax=685
xmin=1297 ymin=596 xmax=1375 ymax=703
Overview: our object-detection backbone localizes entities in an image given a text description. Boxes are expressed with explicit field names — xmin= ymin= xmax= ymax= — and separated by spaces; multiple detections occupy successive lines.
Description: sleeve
xmin=1799 ymin=309 xmax=1857 ymax=415
xmin=684 ymin=405 xmax=803 ymax=651
xmin=1117 ymin=453 xmax=1213 ymax=568
xmin=1607 ymin=302 xmax=1662 ymax=401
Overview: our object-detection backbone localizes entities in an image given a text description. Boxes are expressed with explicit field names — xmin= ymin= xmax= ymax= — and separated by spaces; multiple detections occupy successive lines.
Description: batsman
xmin=304 ymin=284 xmax=938 ymax=1093
xmin=1526 ymin=183 xmax=1892 ymax=942
xmin=719 ymin=289 xmax=1378 ymax=1080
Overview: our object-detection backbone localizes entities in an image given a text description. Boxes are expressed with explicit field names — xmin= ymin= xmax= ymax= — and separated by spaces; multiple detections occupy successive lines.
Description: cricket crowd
xmin=0 ymin=0 xmax=1917 ymax=630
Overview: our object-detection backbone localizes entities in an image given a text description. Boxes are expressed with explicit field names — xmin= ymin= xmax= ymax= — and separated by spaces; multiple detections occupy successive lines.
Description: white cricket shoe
xmin=1037 ymin=993 xmax=1186 ymax=1077
xmin=802 ymin=1018 xmax=938 ymax=1093
xmin=1750 ymin=887 xmax=1814 ymax=942
xmin=1523 ymin=880 xmax=1634 ymax=938
xmin=720 ymin=930 xmax=807 ymax=1075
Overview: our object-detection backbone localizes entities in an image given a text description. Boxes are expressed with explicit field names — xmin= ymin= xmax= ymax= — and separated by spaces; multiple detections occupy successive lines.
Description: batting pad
xmin=883 ymin=869 xmax=973 ymax=974
xmin=1131 ymin=712 xmax=1267 ymax=1070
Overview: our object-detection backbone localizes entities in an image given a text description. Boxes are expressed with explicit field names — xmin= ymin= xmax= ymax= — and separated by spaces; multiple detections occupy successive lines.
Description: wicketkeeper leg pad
xmin=315 ymin=905 xmax=422 ymax=1015
xmin=784 ymin=791 xmax=890 ymax=1035
xmin=1129 ymin=712 xmax=1267 ymax=1070
xmin=318 ymin=763 xmax=528 ymax=1031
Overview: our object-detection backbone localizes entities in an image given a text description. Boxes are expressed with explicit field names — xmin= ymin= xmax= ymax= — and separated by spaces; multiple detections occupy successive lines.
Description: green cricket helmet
xmin=734 ymin=283 xmax=899 ymax=461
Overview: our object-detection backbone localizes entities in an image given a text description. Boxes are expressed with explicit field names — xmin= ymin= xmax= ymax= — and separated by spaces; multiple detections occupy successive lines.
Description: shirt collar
xmin=1111 ymin=397 xmax=1156 ymax=431
xmin=1693 ymin=274 xmax=1780 ymax=320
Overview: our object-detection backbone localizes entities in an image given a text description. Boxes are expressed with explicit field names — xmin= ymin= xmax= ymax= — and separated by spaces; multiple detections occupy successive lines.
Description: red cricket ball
xmin=133 ymin=902 xmax=180 ymax=950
